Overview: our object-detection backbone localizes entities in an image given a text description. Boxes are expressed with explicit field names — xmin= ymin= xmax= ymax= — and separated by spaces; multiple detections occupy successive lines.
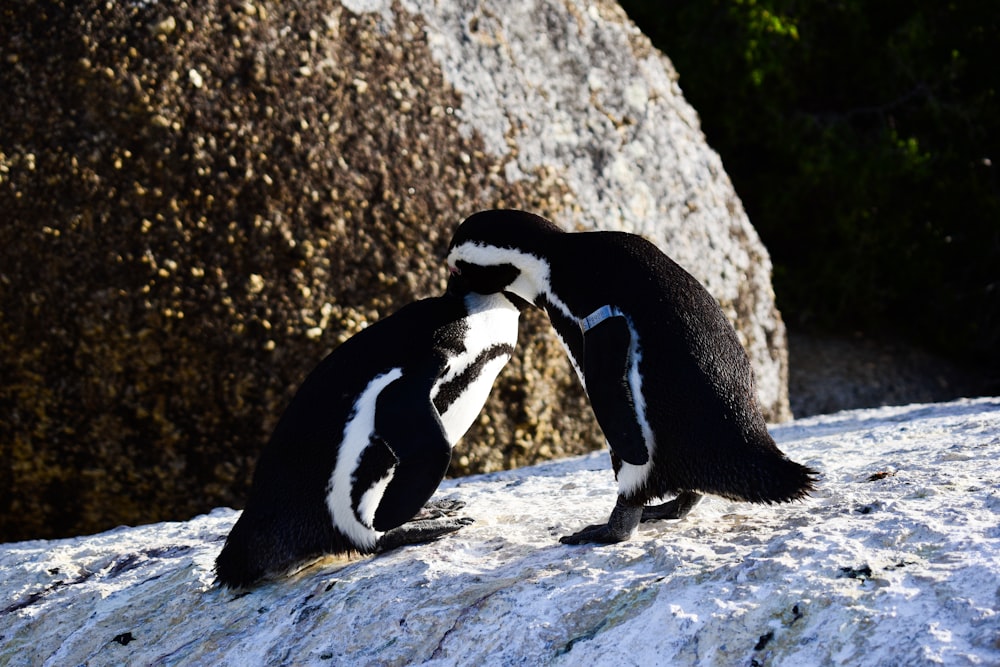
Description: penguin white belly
xmin=433 ymin=293 xmax=519 ymax=443
xmin=326 ymin=368 xmax=403 ymax=551
xmin=435 ymin=354 xmax=512 ymax=443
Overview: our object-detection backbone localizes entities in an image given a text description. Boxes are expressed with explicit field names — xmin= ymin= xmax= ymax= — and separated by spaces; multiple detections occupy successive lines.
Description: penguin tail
xmin=214 ymin=508 xmax=333 ymax=589
xmin=700 ymin=451 xmax=818 ymax=507
xmin=737 ymin=455 xmax=819 ymax=505
xmin=214 ymin=513 xmax=273 ymax=589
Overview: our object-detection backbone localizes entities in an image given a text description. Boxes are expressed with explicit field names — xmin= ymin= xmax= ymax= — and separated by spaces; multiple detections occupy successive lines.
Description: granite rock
xmin=0 ymin=0 xmax=787 ymax=540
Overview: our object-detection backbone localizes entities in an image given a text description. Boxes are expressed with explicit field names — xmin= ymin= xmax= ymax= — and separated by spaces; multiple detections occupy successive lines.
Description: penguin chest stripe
xmin=433 ymin=294 xmax=519 ymax=445
xmin=433 ymin=345 xmax=514 ymax=444
xmin=326 ymin=368 xmax=403 ymax=550
xmin=433 ymin=343 xmax=514 ymax=413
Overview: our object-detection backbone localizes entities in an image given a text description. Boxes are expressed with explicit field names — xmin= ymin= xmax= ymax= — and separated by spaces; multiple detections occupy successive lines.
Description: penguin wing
xmin=369 ymin=369 xmax=453 ymax=532
xmin=583 ymin=316 xmax=650 ymax=466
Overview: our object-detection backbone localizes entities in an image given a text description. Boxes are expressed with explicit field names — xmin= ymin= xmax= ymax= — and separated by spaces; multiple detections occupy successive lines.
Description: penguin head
xmin=446 ymin=209 xmax=562 ymax=307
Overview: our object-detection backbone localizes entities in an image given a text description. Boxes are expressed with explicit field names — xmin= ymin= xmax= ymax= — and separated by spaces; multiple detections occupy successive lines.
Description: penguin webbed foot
xmin=559 ymin=523 xmax=625 ymax=545
xmin=376 ymin=516 xmax=474 ymax=553
xmin=559 ymin=496 xmax=642 ymax=545
xmin=640 ymin=491 xmax=703 ymax=523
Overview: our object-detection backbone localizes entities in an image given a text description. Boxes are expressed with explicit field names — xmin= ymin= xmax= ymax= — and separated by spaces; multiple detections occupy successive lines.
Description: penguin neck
xmin=507 ymin=253 xmax=582 ymax=327
xmin=538 ymin=294 xmax=587 ymax=386
xmin=462 ymin=290 xmax=518 ymax=315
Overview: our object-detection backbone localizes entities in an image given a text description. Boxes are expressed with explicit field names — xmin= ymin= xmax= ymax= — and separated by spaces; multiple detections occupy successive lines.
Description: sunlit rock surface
xmin=2 ymin=398 xmax=998 ymax=666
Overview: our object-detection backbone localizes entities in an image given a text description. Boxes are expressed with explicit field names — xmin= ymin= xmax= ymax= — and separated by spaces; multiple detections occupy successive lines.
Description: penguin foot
xmin=413 ymin=498 xmax=466 ymax=520
xmin=376 ymin=516 xmax=474 ymax=553
xmin=559 ymin=496 xmax=642 ymax=545
xmin=641 ymin=491 xmax=703 ymax=522
xmin=559 ymin=523 xmax=626 ymax=545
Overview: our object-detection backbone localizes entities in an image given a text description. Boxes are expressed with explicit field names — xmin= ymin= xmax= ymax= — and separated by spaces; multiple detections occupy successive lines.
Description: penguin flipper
xmin=583 ymin=316 xmax=649 ymax=466
xmin=369 ymin=370 xmax=453 ymax=532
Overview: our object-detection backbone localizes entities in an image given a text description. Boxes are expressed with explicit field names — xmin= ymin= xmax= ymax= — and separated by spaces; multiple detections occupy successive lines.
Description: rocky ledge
xmin=2 ymin=397 xmax=999 ymax=666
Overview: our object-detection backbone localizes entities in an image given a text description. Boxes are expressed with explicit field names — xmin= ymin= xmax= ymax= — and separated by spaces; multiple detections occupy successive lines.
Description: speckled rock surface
xmin=0 ymin=0 xmax=787 ymax=540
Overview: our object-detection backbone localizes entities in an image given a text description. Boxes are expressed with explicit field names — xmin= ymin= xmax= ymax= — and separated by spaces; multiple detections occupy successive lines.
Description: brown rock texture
xmin=0 ymin=0 xmax=787 ymax=541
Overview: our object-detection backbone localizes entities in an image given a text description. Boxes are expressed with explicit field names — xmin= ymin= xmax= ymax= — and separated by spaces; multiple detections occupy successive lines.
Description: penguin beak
xmin=447 ymin=265 xmax=470 ymax=297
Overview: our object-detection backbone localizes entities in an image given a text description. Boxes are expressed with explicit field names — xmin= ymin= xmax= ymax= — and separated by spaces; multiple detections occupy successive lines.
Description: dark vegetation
xmin=621 ymin=0 xmax=999 ymax=385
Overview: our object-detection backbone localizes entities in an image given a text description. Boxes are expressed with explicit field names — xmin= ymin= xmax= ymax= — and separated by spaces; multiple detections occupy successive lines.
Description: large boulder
xmin=0 ymin=0 xmax=788 ymax=541
xmin=1 ymin=399 xmax=998 ymax=665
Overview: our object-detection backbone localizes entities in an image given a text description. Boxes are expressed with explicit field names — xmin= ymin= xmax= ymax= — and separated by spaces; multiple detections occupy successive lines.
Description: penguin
xmin=215 ymin=289 xmax=520 ymax=588
xmin=446 ymin=209 xmax=817 ymax=545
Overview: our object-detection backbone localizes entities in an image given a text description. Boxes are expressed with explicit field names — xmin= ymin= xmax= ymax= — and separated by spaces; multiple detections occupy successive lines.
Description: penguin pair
xmin=446 ymin=209 xmax=817 ymax=544
xmin=215 ymin=290 xmax=520 ymax=588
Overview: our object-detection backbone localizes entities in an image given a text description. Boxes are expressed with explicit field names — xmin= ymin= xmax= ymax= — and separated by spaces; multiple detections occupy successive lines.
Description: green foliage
xmin=621 ymin=0 xmax=1000 ymax=374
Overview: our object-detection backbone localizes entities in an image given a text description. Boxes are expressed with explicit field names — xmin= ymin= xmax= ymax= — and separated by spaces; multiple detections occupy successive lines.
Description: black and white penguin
xmin=446 ymin=209 xmax=817 ymax=544
xmin=215 ymin=290 xmax=520 ymax=587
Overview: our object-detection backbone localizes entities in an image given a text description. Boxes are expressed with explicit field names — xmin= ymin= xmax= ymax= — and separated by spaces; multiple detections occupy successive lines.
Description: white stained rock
xmin=2 ymin=397 xmax=999 ymax=666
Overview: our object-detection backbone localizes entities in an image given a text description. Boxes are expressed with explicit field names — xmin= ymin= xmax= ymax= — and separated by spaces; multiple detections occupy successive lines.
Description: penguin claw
xmin=414 ymin=498 xmax=466 ymax=520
